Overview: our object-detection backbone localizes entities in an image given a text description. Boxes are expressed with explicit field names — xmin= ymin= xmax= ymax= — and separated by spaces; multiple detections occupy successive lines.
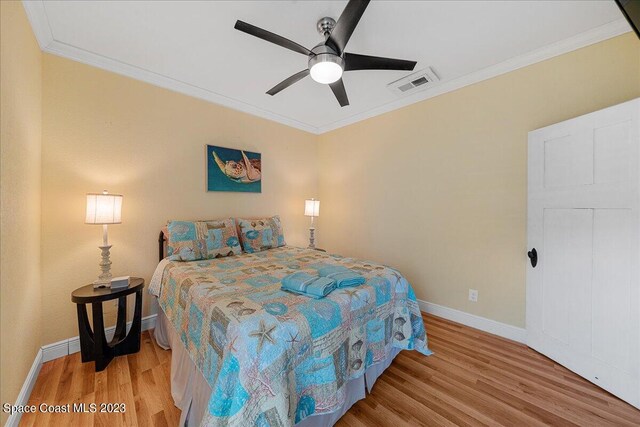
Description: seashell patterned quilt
xmin=150 ymin=246 xmax=431 ymax=426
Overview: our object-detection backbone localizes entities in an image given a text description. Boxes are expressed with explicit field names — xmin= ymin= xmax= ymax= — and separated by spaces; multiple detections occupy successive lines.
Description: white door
xmin=527 ymin=98 xmax=640 ymax=409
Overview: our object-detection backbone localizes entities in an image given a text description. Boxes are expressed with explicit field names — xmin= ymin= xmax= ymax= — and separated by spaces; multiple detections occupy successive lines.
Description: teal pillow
xmin=166 ymin=218 xmax=241 ymax=261
xmin=237 ymin=216 xmax=286 ymax=253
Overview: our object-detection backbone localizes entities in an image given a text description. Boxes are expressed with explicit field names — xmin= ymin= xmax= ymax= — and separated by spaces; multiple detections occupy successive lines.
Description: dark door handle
xmin=528 ymin=248 xmax=538 ymax=268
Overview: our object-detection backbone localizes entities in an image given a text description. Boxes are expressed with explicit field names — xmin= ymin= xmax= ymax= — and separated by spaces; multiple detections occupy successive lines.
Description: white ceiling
xmin=23 ymin=1 xmax=630 ymax=134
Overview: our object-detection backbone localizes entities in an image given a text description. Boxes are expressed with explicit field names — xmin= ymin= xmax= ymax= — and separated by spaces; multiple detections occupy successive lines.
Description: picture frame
xmin=206 ymin=145 xmax=262 ymax=193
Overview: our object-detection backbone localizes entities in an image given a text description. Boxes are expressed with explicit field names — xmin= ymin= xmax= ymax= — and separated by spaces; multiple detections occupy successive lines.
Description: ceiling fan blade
xmin=343 ymin=52 xmax=417 ymax=71
xmin=235 ymin=20 xmax=312 ymax=56
xmin=266 ymin=70 xmax=310 ymax=96
xmin=329 ymin=79 xmax=349 ymax=107
xmin=325 ymin=0 xmax=370 ymax=55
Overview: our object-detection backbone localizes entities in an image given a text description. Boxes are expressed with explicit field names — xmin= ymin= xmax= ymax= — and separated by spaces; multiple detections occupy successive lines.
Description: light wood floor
xmin=20 ymin=314 xmax=640 ymax=426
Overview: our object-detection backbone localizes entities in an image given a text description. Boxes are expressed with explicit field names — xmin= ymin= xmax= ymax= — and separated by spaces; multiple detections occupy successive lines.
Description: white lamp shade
xmin=85 ymin=192 xmax=123 ymax=224
xmin=304 ymin=199 xmax=320 ymax=217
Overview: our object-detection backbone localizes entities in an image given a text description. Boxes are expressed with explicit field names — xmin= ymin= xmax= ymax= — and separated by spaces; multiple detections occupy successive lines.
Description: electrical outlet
xmin=468 ymin=289 xmax=478 ymax=302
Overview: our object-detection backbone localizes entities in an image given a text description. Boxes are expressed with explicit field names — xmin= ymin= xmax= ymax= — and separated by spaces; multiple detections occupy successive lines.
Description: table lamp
xmin=85 ymin=190 xmax=123 ymax=288
xmin=304 ymin=198 xmax=320 ymax=249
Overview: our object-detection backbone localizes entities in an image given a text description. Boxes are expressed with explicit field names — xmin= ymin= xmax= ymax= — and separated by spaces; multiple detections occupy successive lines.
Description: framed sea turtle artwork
xmin=207 ymin=145 xmax=262 ymax=193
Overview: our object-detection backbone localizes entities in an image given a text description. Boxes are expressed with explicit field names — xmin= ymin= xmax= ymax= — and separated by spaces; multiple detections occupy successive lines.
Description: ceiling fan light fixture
xmin=235 ymin=0 xmax=416 ymax=106
xmin=309 ymin=53 xmax=344 ymax=84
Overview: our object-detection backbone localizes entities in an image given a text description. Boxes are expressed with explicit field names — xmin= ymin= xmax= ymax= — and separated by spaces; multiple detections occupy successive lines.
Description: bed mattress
xmin=154 ymin=308 xmax=402 ymax=426
xmin=149 ymin=246 xmax=431 ymax=426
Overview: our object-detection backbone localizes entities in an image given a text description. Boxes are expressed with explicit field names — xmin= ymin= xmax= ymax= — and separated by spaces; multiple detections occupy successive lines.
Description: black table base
xmin=76 ymin=288 xmax=142 ymax=371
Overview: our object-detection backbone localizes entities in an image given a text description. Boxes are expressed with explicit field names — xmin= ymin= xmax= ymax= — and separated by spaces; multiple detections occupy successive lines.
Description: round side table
xmin=71 ymin=278 xmax=144 ymax=371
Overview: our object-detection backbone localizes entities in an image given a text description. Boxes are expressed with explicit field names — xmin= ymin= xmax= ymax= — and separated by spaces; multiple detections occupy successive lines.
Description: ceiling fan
xmin=234 ymin=0 xmax=417 ymax=107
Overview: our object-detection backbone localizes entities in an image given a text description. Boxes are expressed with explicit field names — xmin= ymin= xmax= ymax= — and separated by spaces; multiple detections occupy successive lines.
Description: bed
xmin=150 ymin=231 xmax=431 ymax=426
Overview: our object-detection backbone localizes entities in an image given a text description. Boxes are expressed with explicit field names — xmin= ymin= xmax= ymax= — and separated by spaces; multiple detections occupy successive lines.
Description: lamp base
xmin=308 ymin=227 xmax=316 ymax=249
xmin=94 ymin=245 xmax=113 ymax=288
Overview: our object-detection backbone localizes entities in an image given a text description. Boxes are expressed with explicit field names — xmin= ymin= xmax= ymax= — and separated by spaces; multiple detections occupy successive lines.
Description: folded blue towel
xmin=281 ymin=272 xmax=336 ymax=299
xmin=316 ymin=264 xmax=366 ymax=288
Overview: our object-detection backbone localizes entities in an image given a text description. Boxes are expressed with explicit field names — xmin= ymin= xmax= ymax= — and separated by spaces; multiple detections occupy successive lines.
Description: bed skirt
xmin=154 ymin=307 xmax=401 ymax=427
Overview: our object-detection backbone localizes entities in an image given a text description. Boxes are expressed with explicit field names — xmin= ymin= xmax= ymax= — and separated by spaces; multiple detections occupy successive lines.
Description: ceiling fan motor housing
xmin=317 ymin=17 xmax=336 ymax=37
xmin=309 ymin=44 xmax=344 ymax=66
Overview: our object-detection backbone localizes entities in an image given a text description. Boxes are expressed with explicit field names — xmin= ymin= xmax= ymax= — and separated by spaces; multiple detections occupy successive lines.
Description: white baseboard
xmin=6 ymin=314 xmax=157 ymax=426
xmin=418 ymin=299 xmax=527 ymax=344
xmin=5 ymin=348 xmax=42 ymax=427
xmin=42 ymin=314 xmax=157 ymax=362
xmin=8 ymin=305 xmax=524 ymax=426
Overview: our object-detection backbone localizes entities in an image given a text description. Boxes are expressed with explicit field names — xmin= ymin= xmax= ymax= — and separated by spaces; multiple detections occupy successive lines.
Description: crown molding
xmin=315 ymin=18 xmax=632 ymax=134
xmin=22 ymin=0 xmax=54 ymax=49
xmin=20 ymin=1 xmax=321 ymax=135
xmin=22 ymin=1 xmax=630 ymax=136
xmin=42 ymin=40 xmax=322 ymax=134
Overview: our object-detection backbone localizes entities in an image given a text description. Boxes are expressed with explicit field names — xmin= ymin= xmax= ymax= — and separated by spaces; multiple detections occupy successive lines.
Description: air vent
xmin=387 ymin=67 xmax=440 ymax=96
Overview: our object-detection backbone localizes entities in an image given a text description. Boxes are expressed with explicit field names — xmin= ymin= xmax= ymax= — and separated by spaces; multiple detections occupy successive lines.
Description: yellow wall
xmin=3 ymin=9 xmax=639 ymax=408
xmin=0 ymin=1 xmax=43 ymax=423
xmin=317 ymin=33 xmax=640 ymax=328
xmin=41 ymin=54 xmax=318 ymax=343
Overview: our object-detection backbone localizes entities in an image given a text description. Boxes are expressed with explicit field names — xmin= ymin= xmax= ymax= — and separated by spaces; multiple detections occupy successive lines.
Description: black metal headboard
xmin=158 ymin=231 xmax=166 ymax=262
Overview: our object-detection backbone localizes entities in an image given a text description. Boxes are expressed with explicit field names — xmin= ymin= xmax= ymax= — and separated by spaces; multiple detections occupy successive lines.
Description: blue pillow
xmin=237 ymin=216 xmax=286 ymax=253
xmin=166 ymin=218 xmax=241 ymax=261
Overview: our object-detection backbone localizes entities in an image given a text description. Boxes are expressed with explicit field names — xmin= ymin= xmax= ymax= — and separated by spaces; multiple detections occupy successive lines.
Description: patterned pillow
xmin=237 ymin=216 xmax=286 ymax=253
xmin=166 ymin=218 xmax=241 ymax=261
